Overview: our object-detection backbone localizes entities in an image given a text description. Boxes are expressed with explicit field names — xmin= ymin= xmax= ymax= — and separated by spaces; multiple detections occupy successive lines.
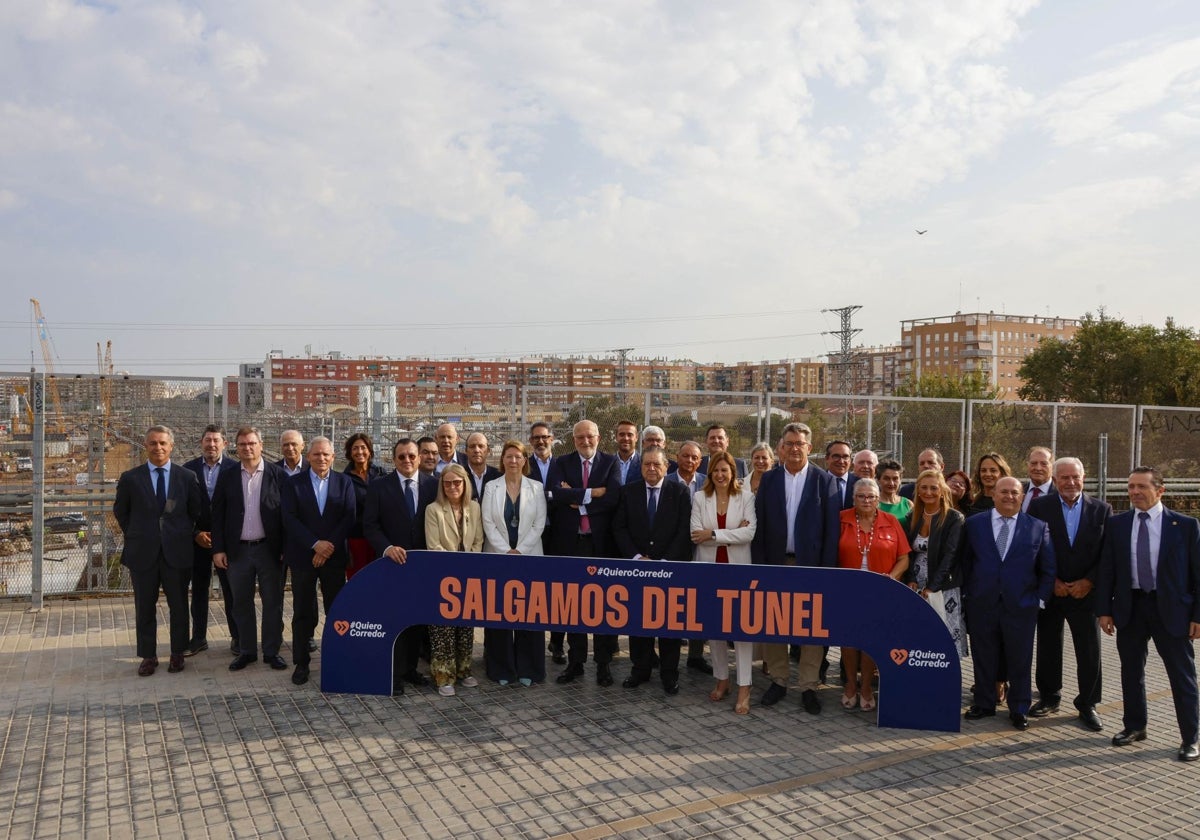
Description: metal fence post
xmin=31 ymin=372 xmax=45 ymax=611
xmin=1097 ymin=433 xmax=1109 ymax=502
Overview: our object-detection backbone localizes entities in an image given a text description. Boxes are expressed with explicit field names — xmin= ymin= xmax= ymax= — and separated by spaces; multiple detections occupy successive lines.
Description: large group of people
xmin=113 ymin=418 xmax=1200 ymax=761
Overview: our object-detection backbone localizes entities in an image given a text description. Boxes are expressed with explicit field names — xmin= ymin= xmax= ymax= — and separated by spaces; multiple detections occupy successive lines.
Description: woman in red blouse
xmin=837 ymin=477 xmax=910 ymax=712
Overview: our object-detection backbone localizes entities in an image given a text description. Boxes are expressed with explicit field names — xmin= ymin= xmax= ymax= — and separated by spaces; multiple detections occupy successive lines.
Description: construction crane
xmin=30 ymin=298 xmax=66 ymax=433
xmin=91 ymin=340 xmax=114 ymax=481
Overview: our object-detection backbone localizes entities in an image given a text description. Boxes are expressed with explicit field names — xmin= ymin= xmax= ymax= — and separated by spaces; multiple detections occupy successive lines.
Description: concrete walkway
xmin=0 ymin=595 xmax=1195 ymax=839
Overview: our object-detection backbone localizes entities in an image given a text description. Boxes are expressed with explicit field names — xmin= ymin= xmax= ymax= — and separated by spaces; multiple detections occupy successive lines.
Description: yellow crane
xmin=30 ymin=298 xmax=66 ymax=433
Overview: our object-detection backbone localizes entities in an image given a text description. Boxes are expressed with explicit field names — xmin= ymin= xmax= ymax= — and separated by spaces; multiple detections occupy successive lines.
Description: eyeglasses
xmin=443 ymin=479 xmax=465 ymax=487
xmin=394 ymin=453 xmax=417 ymax=460
xmin=530 ymin=435 xmax=552 ymax=441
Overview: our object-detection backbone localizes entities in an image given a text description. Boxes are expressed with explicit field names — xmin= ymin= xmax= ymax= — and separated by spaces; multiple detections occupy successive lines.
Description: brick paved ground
xmin=0 ymin=595 xmax=1196 ymax=839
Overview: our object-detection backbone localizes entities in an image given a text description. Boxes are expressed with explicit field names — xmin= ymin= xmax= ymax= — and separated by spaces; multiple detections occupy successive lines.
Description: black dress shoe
xmin=596 ymin=664 xmax=614 ymax=687
xmin=1078 ymin=708 xmax=1104 ymax=732
xmin=687 ymin=658 xmax=713 ymax=675
xmin=964 ymin=706 xmax=996 ymax=720
xmin=622 ymin=675 xmax=646 ymax=689
xmin=1010 ymin=713 xmax=1029 ymax=730
xmin=1112 ymin=728 xmax=1147 ymax=746
xmin=167 ymin=654 xmax=185 ymax=673
xmin=556 ymin=664 xmax=584 ymax=684
xmin=801 ymin=689 xmax=821 ymax=715
xmin=137 ymin=657 xmax=158 ymax=677
xmin=1178 ymin=742 xmax=1199 ymax=762
xmin=1029 ymin=699 xmax=1059 ymax=717
xmin=184 ymin=640 xmax=208 ymax=657
xmin=266 ymin=655 xmax=288 ymax=670
xmin=761 ymin=683 xmax=787 ymax=706
xmin=663 ymin=681 xmax=679 ymax=696
xmin=404 ymin=670 xmax=429 ymax=686
xmin=292 ymin=665 xmax=310 ymax=685
xmin=548 ymin=646 xmax=567 ymax=665
xmin=230 ymin=640 xmax=241 ymax=655
xmin=229 ymin=654 xmax=257 ymax=671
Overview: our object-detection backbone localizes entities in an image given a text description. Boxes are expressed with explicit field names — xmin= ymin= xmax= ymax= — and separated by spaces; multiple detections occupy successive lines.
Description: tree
xmin=1018 ymin=313 xmax=1200 ymax=405
xmin=895 ymin=372 xmax=1000 ymax=401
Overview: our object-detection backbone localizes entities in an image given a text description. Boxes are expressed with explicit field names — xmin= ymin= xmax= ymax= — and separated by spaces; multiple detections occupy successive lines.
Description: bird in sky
xmin=916 ymin=229 xmax=927 ymax=235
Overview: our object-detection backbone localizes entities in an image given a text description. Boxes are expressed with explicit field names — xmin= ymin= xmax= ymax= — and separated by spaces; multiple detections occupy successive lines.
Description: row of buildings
xmin=229 ymin=311 xmax=1082 ymax=413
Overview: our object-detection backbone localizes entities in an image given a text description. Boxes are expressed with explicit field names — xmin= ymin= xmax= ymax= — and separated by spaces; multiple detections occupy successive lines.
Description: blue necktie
xmin=155 ymin=467 xmax=167 ymax=513
xmin=995 ymin=517 xmax=1011 ymax=559
xmin=316 ymin=477 xmax=327 ymax=514
xmin=647 ymin=486 xmax=658 ymax=529
xmin=1136 ymin=511 xmax=1153 ymax=592
xmin=404 ymin=478 xmax=416 ymax=518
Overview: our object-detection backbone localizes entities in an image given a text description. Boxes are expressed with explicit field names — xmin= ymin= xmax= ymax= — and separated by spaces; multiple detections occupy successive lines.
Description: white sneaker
xmin=460 ymin=676 xmax=479 ymax=688
xmin=438 ymin=684 xmax=455 ymax=697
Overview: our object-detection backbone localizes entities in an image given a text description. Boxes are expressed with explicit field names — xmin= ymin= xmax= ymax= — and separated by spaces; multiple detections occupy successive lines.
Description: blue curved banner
xmin=320 ymin=551 xmax=962 ymax=732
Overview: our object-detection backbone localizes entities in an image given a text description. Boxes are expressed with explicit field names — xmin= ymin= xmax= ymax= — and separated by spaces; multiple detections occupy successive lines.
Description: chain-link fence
xmin=6 ymin=371 xmax=1200 ymax=601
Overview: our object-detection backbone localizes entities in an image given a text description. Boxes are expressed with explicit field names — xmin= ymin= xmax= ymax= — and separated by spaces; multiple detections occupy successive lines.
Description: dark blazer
xmin=830 ymin=472 xmax=858 ymax=510
xmin=344 ymin=463 xmax=387 ymax=539
xmin=275 ymin=457 xmax=307 ymax=476
xmin=114 ymin=463 xmax=202 ymax=571
xmin=437 ymin=452 xmax=470 ymax=471
xmin=612 ymin=480 xmax=693 ymax=561
xmin=668 ymin=470 xmax=706 ymax=497
xmin=527 ymin=455 xmax=555 ymax=485
xmin=1096 ymin=507 xmax=1200 ymax=637
xmin=211 ymin=460 xmax=286 ymax=563
xmin=698 ymin=454 xmax=748 ymax=479
xmin=183 ymin=455 xmax=238 ymax=533
xmin=1024 ymin=480 xmax=1057 ymax=500
xmin=1028 ymin=493 xmax=1111 ymax=584
xmin=544 ymin=450 xmax=621 ymax=556
xmin=903 ymin=508 xmax=965 ymax=592
xmin=615 ymin=452 xmax=642 ymax=485
xmin=751 ymin=464 xmax=839 ymax=568
xmin=281 ymin=470 xmax=356 ymax=571
xmin=362 ymin=471 xmax=438 ymax=556
xmin=961 ymin=511 xmax=1056 ymax=615
xmin=466 ymin=465 xmax=502 ymax=503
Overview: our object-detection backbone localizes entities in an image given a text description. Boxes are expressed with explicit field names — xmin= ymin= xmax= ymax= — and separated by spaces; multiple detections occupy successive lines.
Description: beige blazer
xmin=690 ymin=489 xmax=756 ymax=564
xmin=481 ymin=476 xmax=547 ymax=555
xmin=425 ymin=499 xmax=484 ymax=553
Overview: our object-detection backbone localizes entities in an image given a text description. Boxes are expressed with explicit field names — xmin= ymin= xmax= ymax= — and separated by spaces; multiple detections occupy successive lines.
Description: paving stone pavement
xmin=0 ymin=595 xmax=1197 ymax=839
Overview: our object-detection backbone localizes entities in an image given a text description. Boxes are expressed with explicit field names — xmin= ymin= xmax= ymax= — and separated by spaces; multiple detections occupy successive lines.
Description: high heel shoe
xmin=709 ymin=678 xmax=730 ymax=702
xmin=840 ymin=691 xmax=859 ymax=710
xmin=859 ymin=690 xmax=876 ymax=712
xmin=734 ymin=685 xmax=751 ymax=715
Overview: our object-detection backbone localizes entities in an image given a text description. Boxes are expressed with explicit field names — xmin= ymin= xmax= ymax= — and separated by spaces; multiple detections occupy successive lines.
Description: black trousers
xmin=629 ymin=635 xmax=680 ymax=685
xmin=190 ymin=546 xmax=236 ymax=643
xmin=484 ymin=628 xmax=546 ymax=683
xmin=290 ymin=560 xmax=346 ymax=667
xmin=131 ymin=552 xmax=189 ymax=659
xmin=1116 ymin=591 xmax=1200 ymax=743
xmin=561 ymin=532 xmax=617 ymax=666
xmin=968 ymin=605 xmax=1037 ymax=715
xmin=1035 ymin=590 xmax=1102 ymax=709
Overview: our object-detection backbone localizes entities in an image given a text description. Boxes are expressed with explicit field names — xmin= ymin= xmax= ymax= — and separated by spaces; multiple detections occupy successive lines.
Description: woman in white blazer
xmin=690 ymin=451 xmax=757 ymax=714
xmin=481 ymin=440 xmax=548 ymax=686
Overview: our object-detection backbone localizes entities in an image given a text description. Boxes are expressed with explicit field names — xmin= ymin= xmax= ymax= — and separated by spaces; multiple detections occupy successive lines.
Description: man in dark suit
xmin=434 ymin=422 xmax=470 ymax=474
xmin=416 ymin=436 xmax=439 ymax=478
xmin=613 ymin=420 xmax=641 ymax=485
xmin=698 ymin=424 xmax=747 ymax=479
xmin=545 ymin=419 xmax=622 ymax=686
xmin=962 ymin=476 xmax=1056 ymax=730
xmin=527 ymin=422 xmax=564 ymax=664
xmin=751 ymin=422 xmax=839 ymax=713
xmin=182 ymin=424 xmax=239 ymax=656
xmin=670 ymin=440 xmax=708 ymax=672
xmin=276 ymin=429 xmax=317 ymax=654
xmin=612 ymin=447 xmax=693 ymax=694
xmin=1029 ymin=456 xmax=1112 ymax=731
xmin=363 ymin=437 xmax=438 ymax=694
xmin=1022 ymin=446 xmax=1055 ymax=511
xmin=824 ymin=439 xmax=858 ymax=510
xmin=113 ymin=425 xmax=202 ymax=676
xmin=281 ymin=436 xmax=356 ymax=686
xmin=212 ymin=426 xmax=288 ymax=672
xmin=899 ymin=448 xmax=944 ymax=500
xmin=1097 ymin=467 xmax=1200 ymax=761
xmin=465 ymin=432 xmax=502 ymax=501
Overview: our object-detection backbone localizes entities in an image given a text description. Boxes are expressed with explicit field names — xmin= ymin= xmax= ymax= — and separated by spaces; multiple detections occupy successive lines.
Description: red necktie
xmin=579 ymin=458 xmax=592 ymax=534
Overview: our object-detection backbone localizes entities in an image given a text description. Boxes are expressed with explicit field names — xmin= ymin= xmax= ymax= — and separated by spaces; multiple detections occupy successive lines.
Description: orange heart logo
xmin=586 ymin=565 xmax=597 ymax=576
xmin=890 ymin=648 xmax=908 ymax=665
xmin=334 ymin=620 xmax=350 ymax=636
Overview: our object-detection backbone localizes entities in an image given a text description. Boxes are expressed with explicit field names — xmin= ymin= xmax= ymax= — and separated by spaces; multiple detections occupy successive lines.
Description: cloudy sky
xmin=2 ymin=1 xmax=1198 ymax=380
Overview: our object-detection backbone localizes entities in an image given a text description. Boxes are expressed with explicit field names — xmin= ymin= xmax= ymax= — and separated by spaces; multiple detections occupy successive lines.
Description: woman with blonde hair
xmin=425 ymin=463 xmax=484 ymax=696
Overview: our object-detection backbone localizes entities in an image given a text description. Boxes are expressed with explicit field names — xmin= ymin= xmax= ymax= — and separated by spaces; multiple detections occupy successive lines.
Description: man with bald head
xmin=544 ymin=419 xmax=622 ymax=686
xmin=465 ymin=432 xmax=501 ymax=500
xmin=278 ymin=430 xmax=306 ymax=477
xmin=961 ymin=476 xmax=1056 ymax=730
xmin=1023 ymin=446 xmax=1055 ymax=511
xmin=434 ymin=422 xmax=469 ymax=473
xmin=900 ymin=448 xmax=944 ymax=500
xmin=853 ymin=449 xmax=878 ymax=480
